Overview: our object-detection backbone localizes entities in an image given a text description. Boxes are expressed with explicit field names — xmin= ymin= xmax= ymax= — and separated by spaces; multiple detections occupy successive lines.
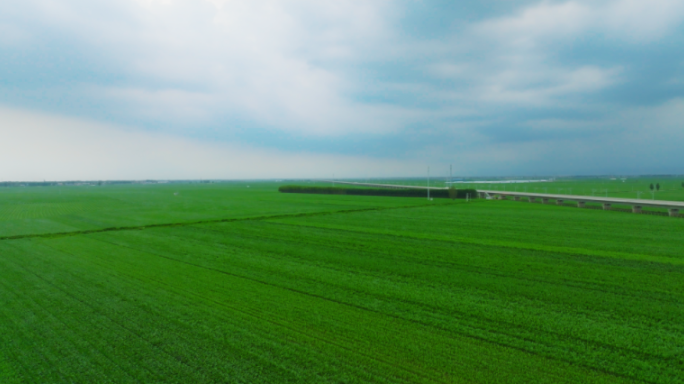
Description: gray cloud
xmin=0 ymin=106 xmax=428 ymax=180
xmin=1 ymin=0 xmax=684 ymax=178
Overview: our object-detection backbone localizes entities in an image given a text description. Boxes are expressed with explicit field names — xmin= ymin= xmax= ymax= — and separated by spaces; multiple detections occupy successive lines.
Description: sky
xmin=1 ymin=0 xmax=684 ymax=180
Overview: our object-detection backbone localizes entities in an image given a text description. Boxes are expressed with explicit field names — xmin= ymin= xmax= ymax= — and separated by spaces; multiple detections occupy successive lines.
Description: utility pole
xmin=427 ymin=166 xmax=430 ymax=200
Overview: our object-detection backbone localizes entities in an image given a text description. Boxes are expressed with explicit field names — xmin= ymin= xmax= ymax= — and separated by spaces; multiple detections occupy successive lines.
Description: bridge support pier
xmin=474 ymin=193 xmax=681 ymax=217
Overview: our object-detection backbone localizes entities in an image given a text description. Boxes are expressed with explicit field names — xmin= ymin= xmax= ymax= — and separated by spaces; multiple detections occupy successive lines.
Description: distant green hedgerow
xmin=278 ymin=185 xmax=477 ymax=199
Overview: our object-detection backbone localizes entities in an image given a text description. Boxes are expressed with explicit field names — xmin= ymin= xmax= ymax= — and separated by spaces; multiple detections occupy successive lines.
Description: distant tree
xmin=650 ymin=183 xmax=654 ymax=191
xmin=656 ymin=183 xmax=660 ymax=191
xmin=448 ymin=186 xmax=457 ymax=200
xmin=681 ymin=182 xmax=683 ymax=188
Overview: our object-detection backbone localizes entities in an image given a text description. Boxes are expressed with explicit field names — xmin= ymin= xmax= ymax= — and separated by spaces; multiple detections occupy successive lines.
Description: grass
xmin=0 ymin=182 xmax=682 ymax=383
xmin=0 ymin=182 xmax=428 ymax=238
xmin=475 ymin=178 xmax=684 ymax=202
xmin=333 ymin=177 xmax=684 ymax=202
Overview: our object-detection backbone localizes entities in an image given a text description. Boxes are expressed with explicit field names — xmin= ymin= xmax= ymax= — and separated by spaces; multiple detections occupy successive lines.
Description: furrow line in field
xmin=0 ymin=201 xmax=469 ymax=242
xmin=1 ymin=251 xmax=202 ymax=383
xmin=34 ymin=240 xmax=413 ymax=384
xmin=265 ymin=219 xmax=684 ymax=266
xmin=223 ymin=218 xmax=683 ymax=301
xmin=156 ymin=224 xmax=684 ymax=353
xmin=80 ymin=236 xmax=475 ymax=384
xmin=0 ymin=290 xmax=42 ymax=384
xmin=28 ymin=244 xmax=296 ymax=383
xmin=121 ymin=228 xmax=680 ymax=379
xmin=135 ymin=272 xmax=443 ymax=384
xmin=84 ymin=253 xmax=441 ymax=382
xmin=2 ymin=281 xmax=136 ymax=384
xmin=95 ymin=236 xmax=653 ymax=384
xmin=0 ymin=254 xmax=169 ymax=383
xmin=188 ymin=222 xmax=682 ymax=306
xmin=0 ymin=270 xmax=93 ymax=383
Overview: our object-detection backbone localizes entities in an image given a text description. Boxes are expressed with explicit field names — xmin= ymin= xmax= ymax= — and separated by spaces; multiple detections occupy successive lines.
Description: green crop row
xmin=1 ymin=184 xmax=682 ymax=383
xmin=0 ymin=183 xmax=428 ymax=238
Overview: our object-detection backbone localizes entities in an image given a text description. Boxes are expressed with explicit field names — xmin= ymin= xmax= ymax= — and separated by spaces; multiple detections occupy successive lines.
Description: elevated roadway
xmin=479 ymin=190 xmax=684 ymax=216
xmin=317 ymin=181 xmax=682 ymax=216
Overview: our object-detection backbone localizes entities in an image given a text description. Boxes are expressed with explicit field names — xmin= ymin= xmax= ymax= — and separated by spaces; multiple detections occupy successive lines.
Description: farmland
xmin=1 ymin=182 xmax=683 ymax=383
xmin=337 ymin=177 xmax=684 ymax=202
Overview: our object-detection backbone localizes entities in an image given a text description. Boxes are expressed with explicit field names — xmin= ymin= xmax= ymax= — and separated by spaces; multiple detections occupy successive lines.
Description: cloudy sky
xmin=1 ymin=0 xmax=683 ymax=180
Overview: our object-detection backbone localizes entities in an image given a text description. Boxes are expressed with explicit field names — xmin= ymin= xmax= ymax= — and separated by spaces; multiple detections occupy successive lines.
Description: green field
xmin=336 ymin=177 xmax=684 ymax=202
xmin=1 ymin=182 xmax=682 ymax=383
xmin=465 ymin=178 xmax=684 ymax=202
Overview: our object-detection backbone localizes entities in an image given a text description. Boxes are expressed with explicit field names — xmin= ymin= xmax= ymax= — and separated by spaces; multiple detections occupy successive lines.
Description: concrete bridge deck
xmin=317 ymin=181 xmax=682 ymax=216
xmin=479 ymin=190 xmax=684 ymax=216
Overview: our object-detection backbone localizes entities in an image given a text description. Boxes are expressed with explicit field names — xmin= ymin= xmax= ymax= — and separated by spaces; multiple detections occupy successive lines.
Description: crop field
xmin=334 ymin=177 xmax=684 ymax=202
xmin=0 ymin=183 xmax=427 ymax=238
xmin=468 ymin=178 xmax=684 ymax=202
xmin=1 ymin=182 xmax=683 ymax=383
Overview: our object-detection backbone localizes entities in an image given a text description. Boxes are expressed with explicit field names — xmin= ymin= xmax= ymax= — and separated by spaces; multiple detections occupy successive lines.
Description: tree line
xmin=278 ymin=185 xmax=477 ymax=199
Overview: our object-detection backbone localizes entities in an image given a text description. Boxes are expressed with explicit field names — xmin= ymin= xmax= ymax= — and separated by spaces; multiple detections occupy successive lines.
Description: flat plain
xmin=1 ymin=182 xmax=682 ymax=383
xmin=344 ymin=177 xmax=684 ymax=203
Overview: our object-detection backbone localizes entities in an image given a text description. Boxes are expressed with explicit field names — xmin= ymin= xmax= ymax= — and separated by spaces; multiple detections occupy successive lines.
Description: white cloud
xmin=476 ymin=2 xmax=590 ymax=49
xmin=0 ymin=0 xmax=403 ymax=136
xmin=424 ymin=1 xmax=670 ymax=108
xmin=488 ymin=98 xmax=684 ymax=174
xmin=477 ymin=0 xmax=684 ymax=45
xmin=476 ymin=65 xmax=621 ymax=105
xmin=0 ymin=23 xmax=29 ymax=46
xmin=101 ymin=87 xmax=218 ymax=123
xmin=618 ymin=98 xmax=684 ymax=140
xmin=602 ymin=0 xmax=684 ymax=42
xmin=427 ymin=63 xmax=469 ymax=79
xmin=0 ymin=106 xmax=424 ymax=181
xmin=2 ymin=0 xmax=684 ymax=178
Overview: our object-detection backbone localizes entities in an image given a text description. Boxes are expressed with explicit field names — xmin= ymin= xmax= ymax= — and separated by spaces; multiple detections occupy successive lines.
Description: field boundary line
xmin=160 ymin=228 xmax=681 ymax=362
xmin=266 ymin=219 xmax=684 ymax=267
xmin=0 ymin=250 xmax=205 ymax=382
xmin=239 ymin=222 xmax=682 ymax=303
xmin=0 ymin=275 xmax=141 ymax=383
xmin=45 ymin=237 xmax=450 ymax=384
xmin=89 ymin=235 xmax=653 ymax=384
xmin=0 ymin=200 xmax=482 ymax=242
